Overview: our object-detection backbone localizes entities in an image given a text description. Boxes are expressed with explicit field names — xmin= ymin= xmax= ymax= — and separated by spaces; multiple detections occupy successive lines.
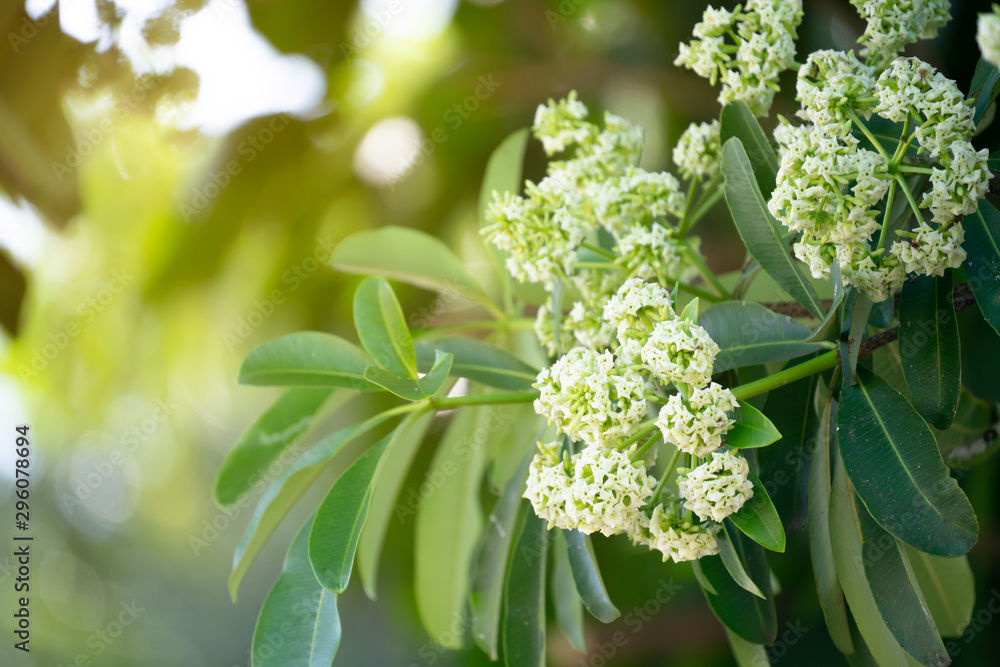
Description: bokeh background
xmin=1 ymin=1 xmax=998 ymax=665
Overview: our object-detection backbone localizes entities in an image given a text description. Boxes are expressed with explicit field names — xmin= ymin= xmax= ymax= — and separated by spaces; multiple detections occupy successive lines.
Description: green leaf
xmin=333 ymin=226 xmax=492 ymax=306
xmin=414 ymin=336 xmax=539 ymax=390
xmin=354 ymin=276 xmax=418 ymax=378
xmin=727 ymin=399 xmax=781 ymax=449
xmin=252 ymin=518 xmax=340 ymax=667
xmin=726 ymin=629 xmax=770 ymax=667
xmin=807 ymin=259 xmax=844 ymax=342
xmin=957 ymin=305 xmax=1000 ymax=402
xmin=214 ymin=388 xmax=340 ymax=507
xmin=903 ymin=545 xmax=974 ymax=638
xmin=415 ymin=405 xmax=491 ymax=649
xmin=899 ymin=273 xmax=961 ymax=429
xmin=502 ymin=506 xmax=548 ymax=667
xmin=829 ymin=449 xmax=912 ymax=667
xmin=357 ymin=412 xmax=435 ymax=599
xmin=308 ymin=432 xmax=393 ymax=592
xmin=699 ymin=301 xmax=831 ymax=372
xmin=550 ymin=530 xmax=586 ymax=651
xmin=720 ymin=100 xmax=779 ymax=197
xmin=807 ymin=393 xmax=854 ymax=654
xmin=471 ymin=449 xmax=533 ymax=659
xmin=840 ymin=290 xmax=873 ymax=385
xmin=962 ymin=199 xmax=1000 ymax=336
xmin=855 ymin=497 xmax=949 ymax=666
xmin=729 ymin=465 xmax=785 ymax=552
xmin=680 ymin=296 xmax=700 ymax=323
xmin=971 ymin=57 xmax=1000 ymax=123
xmin=694 ymin=529 xmax=776 ymax=644
xmin=228 ymin=411 xmax=398 ymax=601
xmin=239 ymin=332 xmax=379 ymax=390
xmin=936 ymin=388 xmax=999 ymax=467
xmin=363 ymin=351 xmax=453 ymax=400
xmin=839 ymin=365 xmax=978 ymax=556
xmin=564 ymin=529 xmax=620 ymax=623
xmin=718 ymin=522 xmax=765 ymax=598
xmin=722 ymin=138 xmax=825 ymax=319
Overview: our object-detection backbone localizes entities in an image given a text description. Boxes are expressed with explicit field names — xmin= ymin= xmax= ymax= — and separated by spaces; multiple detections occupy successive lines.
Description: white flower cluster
xmin=677 ymin=451 xmax=755 ymax=522
xmin=979 ymin=6 xmax=1000 ymax=67
xmin=851 ymin=0 xmax=951 ymax=61
xmin=533 ymin=347 xmax=647 ymax=448
xmin=656 ymin=382 xmax=738 ymax=458
xmin=675 ymin=1 xmax=804 ymax=116
xmin=770 ymin=54 xmax=991 ymax=302
xmin=524 ymin=442 xmax=655 ymax=536
xmin=673 ymin=120 xmax=722 ymax=180
xmin=646 ymin=508 xmax=722 ymax=562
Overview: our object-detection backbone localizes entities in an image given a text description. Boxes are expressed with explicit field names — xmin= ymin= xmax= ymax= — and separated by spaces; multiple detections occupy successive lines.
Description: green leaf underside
xmin=729 ymin=465 xmax=785 ymax=552
xmin=215 ymin=387 xmax=339 ymax=507
xmin=333 ymin=226 xmax=491 ymax=305
xmin=961 ymin=200 xmax=1000 ymax=337
xmin=700 ymin=300 xmax=829 ymax=372
xmin=415 ymin=405 xmax=491 ymax=649
xmin=903 ymin=545 xmax=974 ymax=638
xmin=694 ymin=528 xmax=777 ymax=644
xmin=309 ymin=432 xmax=393 ymax=592
xmin=899 ymin=274 xmax=961 ymax=429
xmin=838 ymin=366 xmax=978 ymax=556
xmin=829 ymin=449 xmax=912 ymax=667
xmin=358 ymin=412 xmax=435 ymax=599
xmin=564 ymin=529 xmax=621 ymax=623
xmin=807 ymin=394 xmax=854 ymax=654
xmin=354 ymin=276 xmax=418 ymax=378
xmin=726 ymin=629 xmax=770 ymax=667
xmin=719 ymin=522 xmax=765 ymax=598
xmin=720 ymin=101 xmax=779 ymax=197
xmin=502 ymin=507 xmax=548 ymax=667
xmin=228 ymin=410 xmax=398 ymax=601
xmin=414 ymin=337 xmax=539 ymax=390
xmin=471 ymin=449 xmax=534 ymax=659
xmin=363 ymin=351 xmax=453 ymax=400
xmin=722 ymin=138 xmax=825 ymax=319
xmin=550 ymin=530 xmax=587 ymax=651
xmin=239 ymin=332 xmax=380 ymax=390
xmin=855 ymin=496 xmax=949 ymax=666
xmin=727 ymin=399 xmax=781 ymax=449
xmin=252 ymin=518 xmax=341 ymax=667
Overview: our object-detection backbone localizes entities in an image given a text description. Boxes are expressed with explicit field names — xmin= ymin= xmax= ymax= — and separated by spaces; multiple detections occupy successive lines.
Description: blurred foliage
xmin=0 ymin=0 xmax=998 ymax=665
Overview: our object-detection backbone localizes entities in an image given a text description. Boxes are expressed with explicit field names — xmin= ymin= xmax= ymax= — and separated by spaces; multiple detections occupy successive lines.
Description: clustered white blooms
xmin=528 ymin=278 xmax=751 ymax=563
xmin=851 ymin=0 xmax=951 ymax=61
xmin=769 ymin=52 xmax=991 ymax=302
xmin=675 ymin=1 xmax=804 ymax=116
xmin=484 ymin=92 xmax=705 ymax=358
xmin=677 ymin=451 xmax=755 ymax=522
xmin=673 ymin=120 xmax=722 ymax=180
xmin=979 ymin=5 xmax=1000 ymax=68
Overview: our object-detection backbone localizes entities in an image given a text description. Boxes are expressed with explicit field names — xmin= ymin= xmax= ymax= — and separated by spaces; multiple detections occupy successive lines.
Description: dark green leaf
xmin=228 ymin=411 xmax=397 ymax=601
xmin=564 ymin=529 xmax=620 ymax=623
xmin=694 ymin=528 xmax=776 ymax=644
xmin=855 ymin=496 xmax=949 ymax=666
xmin=729 ymin=465 xmax=785 ymax=552
xmin=414 ymin=336 xmax=539 ymax=390
xmin=363 ymin=351 xmax=453 ymax=400
xmin=957 ymin=305 xmax=1000 ymax=402
xmin=415 ymin=406 xmax=491 ymax=649
xmin=807 ymin=393 xmax=854 ymax=654
xmin=357 ymin=412 xmax=435 ymax=599
xmin=722 ymin=138 xmax=825 ymax=318
xmin=699 ymin=300 xmax=831 ymax=372
xmin=354 ymin=276 xmax=418 ymax=378
xmin=214 ymin=388 xmax=340 ymax=507
xmin=899 ymin=274 xmax=961 ymax=428
xmin=471 ymin=449 xmax=533 ymax=659
xmin=720 ymin=100 xmax=779 ymax=197
xmin=239 ymin=332 xmax=379 ymax=390
xmin=333 ymin=226 xmax=492 ymax=306
xmin=971 ymin=57 xmax=1000 ymax=123
xmin=719 ymin=522 xmax=765 ymax=598
xmin=840 ymin=290 xmax=873 ymax=385
xmin=550 ymin=530 xmax=586 ymax=651
xmin=252 ymin=518 xmax=340 ymax=667
xmin=839 ymin=366 xmax=978 ymax=556
xmin=502 ymin=506 xmax=548 ymax=667
xmin=727 ymin=399 xmax=781 ymax=449
xmin=308 ymin=432 xmax=393 ymax=592
xmin=962 ymin=199 xmax=1000 ymax=336
xmin=903 ymin=545 xmax=974 ymax=638
xmin=829 ymin=449 xmax=912 ymax=667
